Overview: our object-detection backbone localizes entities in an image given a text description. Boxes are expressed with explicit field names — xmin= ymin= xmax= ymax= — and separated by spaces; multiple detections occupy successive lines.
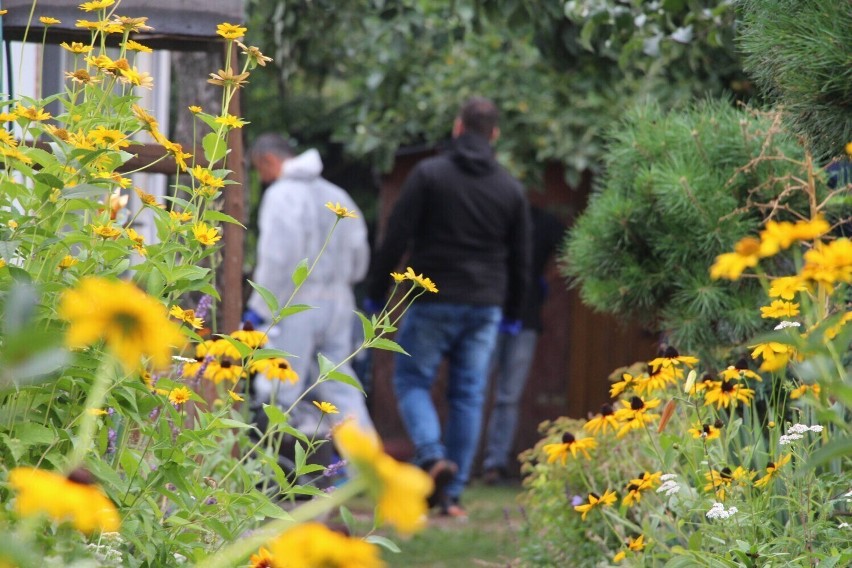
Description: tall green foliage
xmin=738 ymin=0 xmax=852 ymax=160
xmin=561 ymin=101 xmax=815 ymax=361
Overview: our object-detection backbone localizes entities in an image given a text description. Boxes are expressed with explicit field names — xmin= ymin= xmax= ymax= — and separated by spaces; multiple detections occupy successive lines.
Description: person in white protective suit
xmin=245 ymin=133 xmax=374 ymax=435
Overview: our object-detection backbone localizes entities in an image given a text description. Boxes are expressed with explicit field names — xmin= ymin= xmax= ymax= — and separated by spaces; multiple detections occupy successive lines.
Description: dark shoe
xmin=482 ymin=467 xmax=508 ymax=486
xmin=438 ymin=496 xmax=468 ymax=521
xmin=423 ymin=459 xmax=457 ymax=509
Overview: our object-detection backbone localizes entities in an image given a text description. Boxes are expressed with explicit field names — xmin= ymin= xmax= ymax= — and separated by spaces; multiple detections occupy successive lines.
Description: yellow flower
xmin=314 ymin=401 xmax=339 ymax=414
xmin=688 ymin=421 xmax=721 ymax=441
xmin=76 ymin=19 xmax=123 ymax=33
xmin=216 ymin=22 xmax=247 ymax=40
xmin=189 ymin=105 xmax=202 ymax=113
xmin=628 ymin=534 xmax=646 ymax=552
xmin=169 ymin=305 xmax=204 ymax=329
xmin=59 ymin=276 xmax=186 ymax=370
xmin=111 ymin=16 xmax=152 ymax=33
xmin=648 ymin=346 xmax=698 ymax=373
xmin=758 ymin=220 xmax=798 ymax=257
xmin=124 ymin=40 xmax=152 ymax=53
xmin=334 ymin=420 xmax=433 ymax=535
xmin=754 ymin=454 xmax=792 ymax=488
xmin=719 ymin=363 xmax=762 ymax=383
xmin=634 ymin=365 xmax=679 ymax=395
xmin=87 ymin=408 xmax=108 ymax=416
xmin=583 ymin=403 xmax=619 ymax=436
xmin=268 ymin=522 xmax=384 ymax=568
xmin=610 ymin=372 xmax=638 ymax=398
xmin=79 ymin=0 xmax=115 ymax=12
xmin=573 ymin=489 xmax=617 ymax=520
xmin=542 ymin=432 xmax=596 ymax=463
xmin=231 ymin=326 xmax=267 ymax=349
xmin=801 ymin=238 xmax=852 ymax=287
xmin=201 ymin=338 xmax=242 ymax=360
xmin=15 ymin=104 xmax=51 ymax=121
xmin=119 ymin=66 xmax=154 ymax=89
xmin=760 ymin=299 xmax=800 ymax=319
xmin=204 ymin=360 xmax=245 ymax=384
xmin=169 ymin=210 xmax=193 ymax=223
xmin=251 ymin=357 xmax=299 ymax=383
xmin=750 ymin=341 xmax=793 ymax=372
xmin=403 ymin=266 xmax=439 ymax=293
xmin=789 ymin=383 xmax=820 ymax=399
xmin=227 ymin=390 xmax=245 ymax=402
xmin=236 ymin=40 xmax=273 ymax=67
xmin=710 ymin=236 xmax=760 ymax=280
xmin=214 ymin=113 xmax=247 ymax=129
xmin=39 ymin=16 xmax=62 ymax=25
xmin=613 ymin=551 xmax=626 ymax=563
xmin=207 ymin=68 xmax=250 ymax=88
xmin=65 ymin=69 xmax=100 ymax=85
xmin=161 ymin=139 xmax=192 ymax=171
xmin=193 ymin=222 xmax=221 ymax=246
xmin=622 ymin=472 xmax=661 ymax=506
xmin=325 ymin=201 xmax=358 ymax=219
xmin=703 ymin=380 xmax=754 ymax=409
xmin=825 ymin=311 xmax=852 ymax=340
xmin=135 ymin=187 xmax=164 ymax=208
xmin=91 ymin=222 xmax=122 ymax=239
xmin=614 ymin=396 xmax=660 ymax=438
xmin=249 ymin=546 xmax=274 ymax=568
xmin=390 ymin=272 xmax=406 ymax=283
xmin=0 ymin=259 xmax=6 ymax=269
xmin=846 ymin=142 xmax=852 ymax=158
xmin=58 ymin=255 xmax=79 ymax=269
xmin=790 ymin=215 xmax=830 ymax=242
xmin=9 ymin=467 xmax=120 ymax=533
xmin=168 ymin=386 xmax=192 ymax=405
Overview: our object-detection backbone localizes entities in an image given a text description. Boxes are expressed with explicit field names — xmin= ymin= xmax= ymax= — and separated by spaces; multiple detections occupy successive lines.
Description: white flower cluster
xmin=706 ymin=501 xmax=738 ymax=520
xmin=774 ymin=320 xmax=801 ymax=330
xmin=779 ymin=423 xmax=824 ymax=445
xmin=657 ymin=473 xmax=681 ymax=496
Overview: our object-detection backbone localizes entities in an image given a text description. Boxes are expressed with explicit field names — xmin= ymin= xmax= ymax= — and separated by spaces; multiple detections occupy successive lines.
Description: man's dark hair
xmin=249 ymin=133 xmax=294 ymax=161
xmin=459 ymin=97 xmax=499 ymax=138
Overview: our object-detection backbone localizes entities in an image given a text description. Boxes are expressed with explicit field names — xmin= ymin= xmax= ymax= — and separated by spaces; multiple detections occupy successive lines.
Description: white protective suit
xmin=247 ymin=149 xmax=373 ymax=431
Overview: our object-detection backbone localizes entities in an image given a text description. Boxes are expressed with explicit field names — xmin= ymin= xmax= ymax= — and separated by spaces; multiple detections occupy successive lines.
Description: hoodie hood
xmin=281 ymin=148 xmax=323 ymax=180
xmin=449 ymin=132 xmax=496 ymax=176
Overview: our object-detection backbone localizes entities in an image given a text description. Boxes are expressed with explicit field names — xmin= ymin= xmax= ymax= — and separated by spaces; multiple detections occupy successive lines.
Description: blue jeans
xmin=393 ymin=302 xmax=502 ymax=499
xmin=483 ymin=329 xmax=539 ymax=471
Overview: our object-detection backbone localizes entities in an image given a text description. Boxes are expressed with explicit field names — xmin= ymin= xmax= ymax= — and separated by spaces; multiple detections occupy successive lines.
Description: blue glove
xmin=242 ymin=308 xmax=265 ymax=328
xmin=498 ymin=318 xmax=523 ymax=336
xmin=362 ymin=298 xmax=383 ymax=316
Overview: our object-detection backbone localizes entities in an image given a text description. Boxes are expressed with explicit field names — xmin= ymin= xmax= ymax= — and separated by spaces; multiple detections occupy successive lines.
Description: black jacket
xmin=367 ymin=132 xmax=531 ymax=320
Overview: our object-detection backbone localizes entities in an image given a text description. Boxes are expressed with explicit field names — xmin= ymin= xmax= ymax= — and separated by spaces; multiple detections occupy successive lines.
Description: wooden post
xmin=221 ymin=42 xmax=246 ymax=335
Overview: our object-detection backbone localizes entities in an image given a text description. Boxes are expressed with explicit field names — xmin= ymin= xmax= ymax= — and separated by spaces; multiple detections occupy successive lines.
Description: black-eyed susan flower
xmin=267 ymin=522 xmax=383 ymax=568
xmin=610 ymin=372 xmax=638 ymax=398
xmin=754 ymin=454 xmax=792 ymax=488
xmin=542 ymin=432 xmax=596 ymax=463
xmin=719 ymin=359 xmax=762 ymax=382
xmin=249 ymin=546 xmax=275 ymax=568
xmin=622 ymin=471 xmax=661 ymax=506
xmin=202 ymin=338 xmax=242 ymax=360
xmin=193 ymin=222 xmax=221 ymax=246
xmin=205 ymin=360 xmax=244 ymax=384
xmin=9 ymin=467 xmax=120 ymax=533
xmin=168 ymin=386 xmax=192 ymax=405
xmin=334 ymin=420 xmax=433 ymax=535
xmin=635 ymin=365 xmax=678 ymax=395
xmin=648 ymin=346 xmax=698 ymax=373
xmin=251 ymin=357 xmax=299 ymax=383
xmin=59 ymin=276 xmax=186 ymax=370
xmin=313 ymin=401 xmax=339 ymax=414
xmin=704 ymin=380 xmax=754 ymax=409
xmin=231 ymin=321 xmax=267 ymax=349
xmin=688 ymin=421 xmax=721 ymax=441
xmin=760 ymin=300 xmax=800 ymax=319
xmin=710 ymin=236 xmax=760 ymax=280
xmin=573 ymin=489 xmax=617 ymax=520
xmin=614 ymin=396 xmax=660 ymax=438
xmin=583 ymin=403 xmax=619 ymax=436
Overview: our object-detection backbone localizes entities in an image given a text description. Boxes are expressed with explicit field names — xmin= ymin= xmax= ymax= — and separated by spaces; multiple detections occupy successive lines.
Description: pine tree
xmin=738 ymin=0 xmax=852 ymax=161
xmin=560 ymin=101 xmax=817 ymax=364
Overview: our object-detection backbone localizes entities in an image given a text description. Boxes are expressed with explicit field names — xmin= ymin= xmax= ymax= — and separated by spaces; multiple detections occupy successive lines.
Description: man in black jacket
xmin=366 ymin=97 xmax=531 ymax=516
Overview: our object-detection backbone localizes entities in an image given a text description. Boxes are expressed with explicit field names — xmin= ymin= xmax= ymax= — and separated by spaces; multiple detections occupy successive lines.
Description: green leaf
xmin=291 ymin=258 xmax=309 ymax=287
xmin=15 ymin=423 xmax=57 ymax=445
xmin=294 ymin=440 xmax=306 ymax=471
xmin=277 ymin=304 xmax=314 ymax=319
xmin=62 ymin=183 xmax=109 ymax=199
xmin=326 ymin=370 xmax=365 ymax=394
xmin=248 ymin=279 xmax=279 ymax=316
xmin=367 ymin=337 xmax=409 ymax=355
xmin=252 ymin=348 xmax=295 ymax=360
xmin=33 ymin=172 xmax=64 ymax=189
xmin=804 ymin=436 xmax=852 ymax=471
xmin=263 ymin=403 xmax=289 ymax=426
xmin=202 ymin=132 xmax=228 ymax=164
xmin=216 ymin=335 xmax=252 ymax=359
xmin=208 ymin=418 xmax=257 ymax=430
xmin=365 ymin=535 xmax=401 ymax=553
xmin=356 ymin=311 xmax=375 ymax=342
xmin=204 ymin=209 xmax=246 ymax=228
xmin=339 ymin=505 xmax=355 ymax=533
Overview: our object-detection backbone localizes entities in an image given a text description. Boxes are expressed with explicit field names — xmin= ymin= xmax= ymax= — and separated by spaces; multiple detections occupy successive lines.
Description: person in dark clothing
xmin=482 ymin=206 xmax=565 ymax=484
xmin=365 ymin=97 xmax=531 ymax=518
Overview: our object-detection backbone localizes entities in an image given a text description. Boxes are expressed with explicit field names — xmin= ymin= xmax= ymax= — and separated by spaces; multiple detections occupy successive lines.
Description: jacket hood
xmin=281 ymin=148 xmax=323 ymax=180
xmin=449 ymin=132 xmax=496 ymax=176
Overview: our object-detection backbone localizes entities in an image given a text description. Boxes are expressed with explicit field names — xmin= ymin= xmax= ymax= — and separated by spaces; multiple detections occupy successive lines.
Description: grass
xmin=339 ymin=482 xmax=526 ymax=567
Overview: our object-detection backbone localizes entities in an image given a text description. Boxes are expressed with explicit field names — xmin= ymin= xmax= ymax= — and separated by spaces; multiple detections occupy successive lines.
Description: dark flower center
xmin=721 ymin=380 xmax=735 ymax=393
xmin=734 ymin=358 xmax=749 ymax=371
xmin=601 ymin=403 xmax=614 ymax=416
xmin=67 ymin=467 xmax=95 ymax=486
xmin=720 ymin=467 xmax=733 ymax=479
xmin=714 ymin=418 xmax=724 ymax=429
xmin=242 ymin=321 xmax=255 ymax=331
xmin=630 ymin=396 xmax=644 ymax=411
xmin=561 ymin=432 xmax=576 ymax=444
xmin=663 ymin=346 xmax=680 ymax=358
